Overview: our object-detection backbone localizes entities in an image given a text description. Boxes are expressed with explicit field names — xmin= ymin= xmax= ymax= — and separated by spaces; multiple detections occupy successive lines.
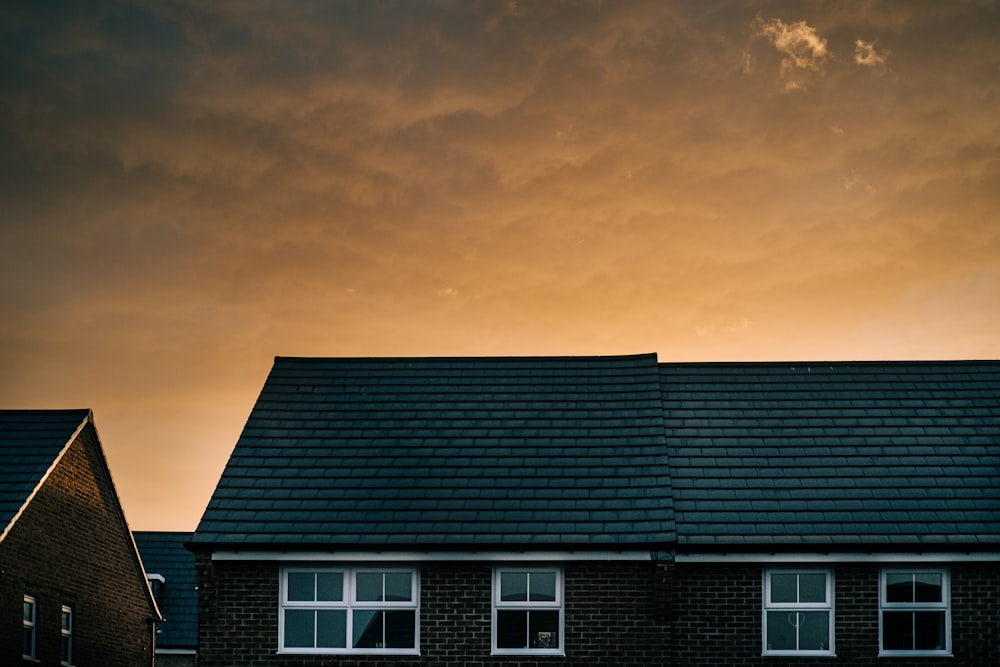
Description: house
xmin=661 ymin=361 xmax=1000 ymax=665
xmin=189 ymin=354 xmax=675 ymax=665
xmin=189 ymin=355 xmax=1000 ymax=666
xmin=0 ymin=409 xmax=162 ymax=666
xmin=134 ymin=531 xmax=198 ymax=667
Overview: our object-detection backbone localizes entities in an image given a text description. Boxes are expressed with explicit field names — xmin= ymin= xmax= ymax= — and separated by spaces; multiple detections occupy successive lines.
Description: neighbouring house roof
xmin=191 ymin=354 xmax=676 ymax=548
xmin=134 ymin=531 xmax=197 ymax=650
xmin=661 ymin=361 xmax=1000 ymax=549
xmin=0 ymin=409 xmax=91 ymax=541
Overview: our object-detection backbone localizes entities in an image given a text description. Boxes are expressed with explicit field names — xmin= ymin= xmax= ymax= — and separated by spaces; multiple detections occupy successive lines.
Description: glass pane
xmin=284 ymin=609 xmax=315 ymax=648
xmin=23 ymin=629 xmax=34 ymax=657
xmin=353 ymin=610 xmax=382 ymax=648
xmin=799 ymin=611 xmax=830 ymax=651
xmin=497 ymin=610 xmax=527 ymax=648
xmin=883 ymin=611 xmax=913 ymax=650
xmin=287 ymin=572 xmax=315 ymax=602
xmin=356 ymin=572 xmax=383 ymax=601
xmin=316 ymin=610 xmax=346 ymax=648
xmin=385 ymin=572 xmax=412 ymax=602
xmin=385 ymin=610 xmax=416 ymax=648
xmin=886 ymin=573 xmax=913 ymax=603
xmin=914 ymin=611 xmax=946 ymax=650
xmin=766 ymin=611 xmax=797 ymax=650
xmin=316 ymin=572 xmax=343 ymax=601
xmin=528 ymin=610 xmax=560 ymax=649
xmin=61 ymin=609 xmax=72 ymax=631
xmin=23 ymin=600 xmax=33 ymax=622
xmin=61 ymin=635 xmax=71 ymax=662
xmin=501 ymin=572 xmax=528 ymax=601
xmin=915 ymin=573 xmax=942 ymax=602
xmin=529 ymin=572 xmax=556 ymax=602
xmin=770 ymin=573 xmax=797 ymax=603
xmin=799 ymin=573 xmax=827 ymax=603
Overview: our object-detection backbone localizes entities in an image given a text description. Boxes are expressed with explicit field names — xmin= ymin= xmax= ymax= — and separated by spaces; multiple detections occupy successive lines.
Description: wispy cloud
xmin=753 ymin=16 xmax=830 ymax=89
xmin=854 ymin=38 xmax=889 ymax=71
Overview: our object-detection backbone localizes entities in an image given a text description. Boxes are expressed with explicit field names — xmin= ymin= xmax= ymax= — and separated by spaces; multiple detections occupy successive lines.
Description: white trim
xmin=0 ymin=415 xmax=88 ymax=544
xmin=213 ymin=549 xmax=652 ymax=562
xmin=146 ymin=573 xmax=166 ymax=583
xmin=154 ymin=648 xmax=197 ymax=655
xmin=676 ymin=551 xmax=1000 ymax=564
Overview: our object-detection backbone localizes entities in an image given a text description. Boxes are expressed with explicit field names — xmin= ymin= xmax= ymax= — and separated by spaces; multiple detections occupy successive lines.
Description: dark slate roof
xmin=133 ymin=532 xmax=197 ymax=649
xmin=660 ymin=361 xmax=1000 ymax=549
xmin=0 ymin=409 xmax=90 ymax=538
xmin=192 ymin=354 xmax=675 ymax=548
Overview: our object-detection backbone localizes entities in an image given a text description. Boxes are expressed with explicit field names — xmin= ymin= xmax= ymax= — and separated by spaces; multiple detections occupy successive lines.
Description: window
xmin=763 ymin=569 xmax=834 ymax=655
xmin=492 ymin=567 xmax=563 ymax=655
xmin=61 ymin=605 xmax=74 ymax=665
xmin=279 ymin=568 xmax=418 ymax=654
xmin=880 ymin=568 xmax=950 ymax=655
xmin=23 ymin=595 xmax=36 ymax=659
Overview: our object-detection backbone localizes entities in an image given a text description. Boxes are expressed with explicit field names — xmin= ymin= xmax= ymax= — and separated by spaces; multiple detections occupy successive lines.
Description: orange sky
xmin=2 ymin=1 xmax=999 ymax=531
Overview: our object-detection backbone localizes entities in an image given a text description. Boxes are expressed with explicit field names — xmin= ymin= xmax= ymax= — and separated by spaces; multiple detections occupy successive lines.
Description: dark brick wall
xmin=194 ymin=555 xmax=672 ymax=667
xmin=0 ymin=425 xmax=155 ymax=666
xmin=671 ymin=561 xmax=1000 ymax=667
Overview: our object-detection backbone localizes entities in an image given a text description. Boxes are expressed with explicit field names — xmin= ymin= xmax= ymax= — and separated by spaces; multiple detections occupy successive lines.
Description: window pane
xmin=883 ymin=611 xmax=913 ymax=650
xmin=23 ymin=600 xmax=34 ymax=622
xmin=767 ymin=611 xmax=798 ymax=650
xmin=385 ymin=572 xmax=412 ymax=602
xmin=287 ymin=572 xmax=315 ymax=602
xmin=316 ymin=610 xmax=347 ymax=648
xmin=770 ymin=573 xmax=797 ymax=603
xmin=500 ymin=572 xmax=528 ymax=601
xmin=61 ymin=635 xmax=71 ymax=662
xmin=356 ymin=573 xmax=383 ymax=601
xmin=353 ymin=610 xmax=382 ymax=648
xmin=284 ymin=609 xmax=315 ymax=648
xmin=914 ymin=611 xmax=946 ymax=650
xmin=385 ymin=610 xmax=416 ymax=648
xmin=497 ymin=610 xmax=527 ymax=648
xmin=799 ymin=611 xmax=830 ymax=651
xmin=528 ymin=610 xmax=559 ymax=649
xmin=23 ymin=629 xmax=34 ymax=657
xmin=886 ymin=573 xmax=913 ymax=602
xmin=914 ymin=573 xmax=942 ymax=602
xmin=798 ymin=573 xmax=826 ymax=603
xmin=61 ymin=609 xmax=72 ymax=632
xmin=316 ymin=572 xmax=343 ymax=601
xmin=529 ymin=572 xmax=556 ymax=602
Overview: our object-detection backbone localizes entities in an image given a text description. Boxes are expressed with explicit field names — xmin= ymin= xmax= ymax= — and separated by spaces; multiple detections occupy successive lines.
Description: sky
xmin=2 ymin=0 xmax=999 ymax=531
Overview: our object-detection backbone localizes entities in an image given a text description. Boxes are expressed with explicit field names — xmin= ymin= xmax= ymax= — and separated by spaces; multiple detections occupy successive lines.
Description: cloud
xmin=854 ymin=38 xmax=889 ymax=71
xmin=754 ymin=16 xmax=830 ymax=72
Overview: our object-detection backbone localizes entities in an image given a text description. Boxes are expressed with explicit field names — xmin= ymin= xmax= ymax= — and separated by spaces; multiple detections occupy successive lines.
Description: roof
xmin=0 ymin=409 xmax=90 ymax=539
xmin=661 ymin=361 xmax=1000 ymax=549
xmin=192 ymin=354 xmax=676 ymax=548
xmin=133 ymin=532 xmax=197 ymax=649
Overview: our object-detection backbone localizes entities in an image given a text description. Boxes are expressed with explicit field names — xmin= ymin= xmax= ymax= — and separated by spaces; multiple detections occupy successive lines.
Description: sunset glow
xmin=2 ymin=1 xmax=998 ymax=530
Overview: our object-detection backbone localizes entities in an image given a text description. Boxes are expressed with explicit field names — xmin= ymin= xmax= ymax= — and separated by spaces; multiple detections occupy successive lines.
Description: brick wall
xmin=671 ymin=561 xmax=1000 ymax=667
xmin=195 ymin=555 xmax=672 ymax=667
xmin=0 ymin=425 xmax=155 ymax=666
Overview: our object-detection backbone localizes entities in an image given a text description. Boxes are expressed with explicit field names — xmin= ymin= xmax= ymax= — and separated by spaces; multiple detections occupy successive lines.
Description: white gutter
xmin=212 ymin=549 xmax=654 ymax=562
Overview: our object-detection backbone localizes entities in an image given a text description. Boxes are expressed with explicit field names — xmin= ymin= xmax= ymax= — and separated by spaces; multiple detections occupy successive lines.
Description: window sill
xmin=878 ymin=652 xmax=952 ymax=658
xmin=492 ymin=649 xmax=566 ymax=657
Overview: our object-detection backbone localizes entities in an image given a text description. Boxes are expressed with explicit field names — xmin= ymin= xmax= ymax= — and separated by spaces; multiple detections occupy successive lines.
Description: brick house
xmin=0 ymin=409 xmax=162 ymax=666
xmin=661 ymin=361 xmax=1000 ymax=666
xmin=134 ymin=531 xmax=198 ymax=667
xmin=189 ymin=355 xmax=1000 ymax=666
xmin=189 ymin=355 xmax=675 ymax=666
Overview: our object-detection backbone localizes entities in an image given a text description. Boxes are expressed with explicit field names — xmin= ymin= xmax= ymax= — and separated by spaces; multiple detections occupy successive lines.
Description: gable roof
xmin=133 ymin=532 xmax=197 ymax=649
xmin=0 ymin=409 xmax=91 ymax=541
xmin=661 ymin=361 xmax=1000 ymax=549
xmin=192 ymin=354 xmax=675 ymax=549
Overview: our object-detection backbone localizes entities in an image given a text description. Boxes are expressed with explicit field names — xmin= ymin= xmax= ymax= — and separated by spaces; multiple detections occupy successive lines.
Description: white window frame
xmin=492 ymin=566 xmax=564 ymax=656
xmin=762 ymin=568 xmax=835 ymax=656
xmin=61 ymin=605 xmax=74 ymax=666
xmin=278 ymin=567 xmax=419 ymax=655
xmin=23 ymin=595 xmax=36 ymax=660
xmin=879 ymin=567 xmax=951 ymax=656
